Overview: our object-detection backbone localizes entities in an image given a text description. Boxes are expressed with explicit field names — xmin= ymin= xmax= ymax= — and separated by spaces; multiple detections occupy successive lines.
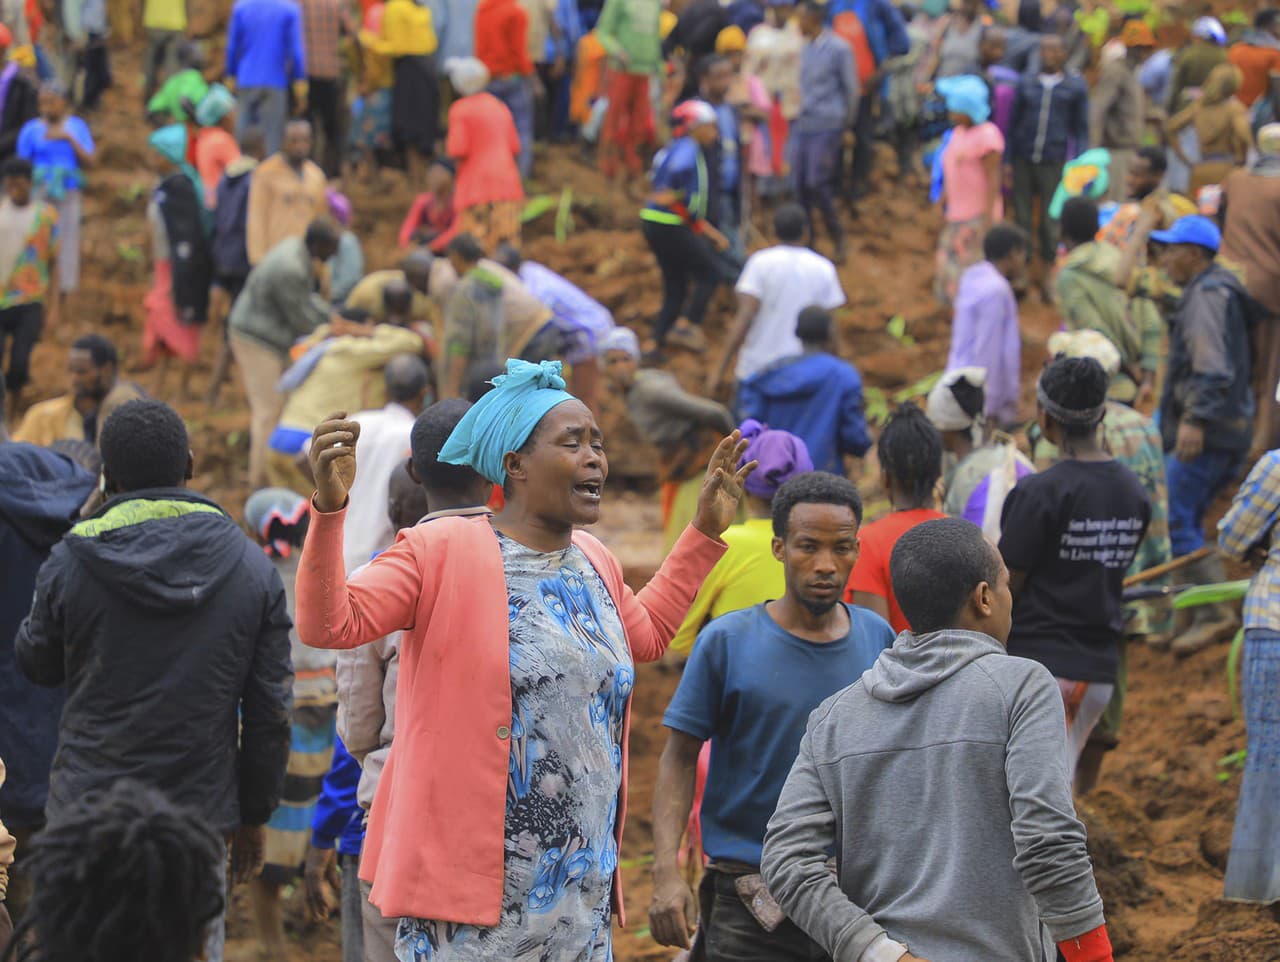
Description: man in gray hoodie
xmin=761 ymin=517 xmax=1114 ymax=962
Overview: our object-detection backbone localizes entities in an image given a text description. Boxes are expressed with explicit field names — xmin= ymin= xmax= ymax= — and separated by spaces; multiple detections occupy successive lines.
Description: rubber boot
xmin=1171 ymin=555 xmax=1241 ymax=656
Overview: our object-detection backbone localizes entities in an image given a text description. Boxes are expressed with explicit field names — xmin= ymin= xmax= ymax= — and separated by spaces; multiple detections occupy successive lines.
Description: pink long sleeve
xmin=295 ymin=503 xmax=428 ymax=650
xmin=603 ymin=524 xmax=727 ymax=664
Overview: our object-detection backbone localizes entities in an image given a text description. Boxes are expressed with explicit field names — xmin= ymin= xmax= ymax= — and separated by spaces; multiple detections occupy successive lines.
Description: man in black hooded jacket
xmin=16 ymin=399 xmax=293 ymax=962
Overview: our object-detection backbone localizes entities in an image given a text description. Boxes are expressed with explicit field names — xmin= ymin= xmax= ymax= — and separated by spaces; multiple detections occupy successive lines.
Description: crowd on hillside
xmin=0 ymin=0 xmax=1279 ymax=961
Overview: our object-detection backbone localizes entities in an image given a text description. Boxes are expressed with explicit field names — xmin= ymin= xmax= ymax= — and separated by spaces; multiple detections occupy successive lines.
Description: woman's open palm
xmin=692 ymin=431 xmax=756 ymax=538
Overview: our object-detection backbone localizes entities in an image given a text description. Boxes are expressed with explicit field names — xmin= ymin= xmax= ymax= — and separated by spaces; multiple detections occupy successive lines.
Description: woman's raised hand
xmin=310 ymin=413 xmax=361 ymax=513
xmin=691 ymin=431 xmax=756 ymax=539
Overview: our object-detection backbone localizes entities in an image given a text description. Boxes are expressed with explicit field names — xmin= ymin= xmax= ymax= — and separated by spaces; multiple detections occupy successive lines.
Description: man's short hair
xmin=696 ymin=53 xmax=729 ymax=84
xmin=446 ymin=232 xmax=486 ymax=264
xmin=798 ymin=0 xmax=825 ymax=19
xmin=1135 ymin=144 xmax=1167 ymax=176
xmin=239 ymin=125 xmax=267 ymax=154
xmin=304 ymin=218 xmax=340 ymax=249
xmin=773 ymin=202 xmax=807 ymax=243
xmin=771 ymin=472 xmax=864 ymax=539
xmin=1059 ymin=196 xmax=1099 ymax=245
xmin=1256 ymin=8 xmax=1280 ymax=30
xmin=99 ymin=400 xmax=190 ymax=492
xmin=385 ymin=354 xmax=432 ymax=404
xmin=890 ymin=517 xmax=1002 ymax=633
xmin=983 ymin=224 xmax=1028 ymax=262
xmin=1 ymin=156 xmax=32 ymax=181
xmin=72 ymin=333 xmax=118 ymax=368
xmin=410 ymin=399 xmax=487 ymax=495
xmin=795 ymin=305 xmax=832 ymax=344
xmin=493 ymin=242 xmax=522 ymax=273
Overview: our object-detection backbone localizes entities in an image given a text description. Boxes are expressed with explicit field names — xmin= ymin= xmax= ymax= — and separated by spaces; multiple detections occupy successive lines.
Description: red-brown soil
xmin=16 ymin=42 xmax=1279 ymax=962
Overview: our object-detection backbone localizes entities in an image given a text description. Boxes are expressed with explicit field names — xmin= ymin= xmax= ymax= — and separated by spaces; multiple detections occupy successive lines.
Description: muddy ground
xmin=15 ymin=44 xmax=1280 ymax=962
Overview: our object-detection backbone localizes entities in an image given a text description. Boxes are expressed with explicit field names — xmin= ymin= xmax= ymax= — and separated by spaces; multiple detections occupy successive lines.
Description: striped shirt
xmin=1218 ymin=451 xmax=1280 ymax=631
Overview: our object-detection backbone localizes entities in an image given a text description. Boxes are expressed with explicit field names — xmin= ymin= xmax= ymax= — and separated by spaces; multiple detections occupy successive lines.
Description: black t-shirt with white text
xmin=998 ymin=459 xmax=1151 ymax=684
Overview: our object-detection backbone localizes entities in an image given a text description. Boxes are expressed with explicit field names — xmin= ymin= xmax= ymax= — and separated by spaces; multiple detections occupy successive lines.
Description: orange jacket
xmin=570 ymin=32 xmax=608 ymax=125
xmin=296 ymin=510 xmax=726 ymax=924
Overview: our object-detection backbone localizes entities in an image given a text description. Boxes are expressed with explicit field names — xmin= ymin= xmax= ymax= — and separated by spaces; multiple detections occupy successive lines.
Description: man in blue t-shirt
xmin=649 ymin=471 xmax=894 ymax=961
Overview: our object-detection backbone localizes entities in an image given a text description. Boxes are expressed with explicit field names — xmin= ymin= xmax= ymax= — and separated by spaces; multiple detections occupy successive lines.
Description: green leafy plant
xmin=555 ymin=188 xmax=574 ymax=243
xmin=1173 ymin=581 xmax=1249 ymax=718
xmin=886 ymin=314 xmax=914 ymax=347
xmin=1215 ymin=748 xmax=1247 ymax=782
xmin=115 ymin=243 xmax=144 ymax=263
xmin=893 ymin=370 xmax=944 ymax=403
xmin=864 ymin=386 xmax=890 ymax=426
xmin=521 ymin=195 xmax=556 ymax=223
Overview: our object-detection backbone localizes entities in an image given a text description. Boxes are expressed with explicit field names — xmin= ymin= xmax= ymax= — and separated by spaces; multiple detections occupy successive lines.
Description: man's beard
xmin=797 ymin=595 xmax=840 ymax=618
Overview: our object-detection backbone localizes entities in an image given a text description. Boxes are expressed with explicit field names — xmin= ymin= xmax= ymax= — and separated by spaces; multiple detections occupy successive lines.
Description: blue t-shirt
xmin=663 ymin=602 xmax=894 ymax=867
xmin=16 ymin=117 xmax=95 ymax=195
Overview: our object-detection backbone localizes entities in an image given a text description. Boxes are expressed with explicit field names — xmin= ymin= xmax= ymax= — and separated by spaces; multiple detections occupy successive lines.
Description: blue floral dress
xmin=395 ymin=534 xmax=634 ymax=962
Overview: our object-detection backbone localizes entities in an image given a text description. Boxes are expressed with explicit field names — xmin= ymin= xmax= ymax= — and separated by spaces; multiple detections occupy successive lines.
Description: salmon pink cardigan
xmin=296 ymin=509 xmax=726 ymax=926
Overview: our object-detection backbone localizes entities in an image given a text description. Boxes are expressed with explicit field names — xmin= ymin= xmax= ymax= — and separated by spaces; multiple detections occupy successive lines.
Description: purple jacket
xmin=947 ymin=260 xmax=1021 ymax=426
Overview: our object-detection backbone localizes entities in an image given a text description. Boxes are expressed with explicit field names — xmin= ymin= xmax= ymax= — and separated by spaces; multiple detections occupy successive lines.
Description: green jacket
xmin=1055 ymin=241 xmax=1152 ymax=402
xmin=595 ymin=0 xmax=663 ymax=76
xmin=228 ymin=236 xmax=331 ymax=358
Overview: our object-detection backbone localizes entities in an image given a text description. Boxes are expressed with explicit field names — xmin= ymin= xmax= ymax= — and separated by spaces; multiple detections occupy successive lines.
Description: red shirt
xmin=844 ymin=507 xmax=948 ymax=633
xmin=446 ymin=92 xmax=525 ymax=208
xmin=1228 ymin=42 xmax=1280 ymax=107
xmin=474 ymin=0 xmax=533 ymax=77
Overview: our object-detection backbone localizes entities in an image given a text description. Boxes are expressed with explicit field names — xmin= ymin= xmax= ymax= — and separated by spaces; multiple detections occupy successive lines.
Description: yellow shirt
xmin=278 ymin=323 xmax=429 ymax=433
xmin=374 ymin=0 xmax=438 ymax=57
xmin=669 ymin=518 xmax=784 ymax=654
xmin=12 ymin=383 xmax=145 ymax=447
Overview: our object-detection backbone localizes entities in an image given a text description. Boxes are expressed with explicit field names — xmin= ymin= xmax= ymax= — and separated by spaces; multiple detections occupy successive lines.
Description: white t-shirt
xmin=733 ymin=245 xmax=845 ymax=381
xmin=341 ymin=402 xmax=418 ymax=574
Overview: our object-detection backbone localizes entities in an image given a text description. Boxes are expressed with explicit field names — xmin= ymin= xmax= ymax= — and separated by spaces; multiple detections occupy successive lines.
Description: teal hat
xmin=148 ymin=123 xmax=188 ymax=165
xmin=195 ymin=83 xmax=235 ymax=127
xmin=936 ymin=75 xmax=991 ymax=124
xmin=437 ymin=358 xmax=577 ymax=486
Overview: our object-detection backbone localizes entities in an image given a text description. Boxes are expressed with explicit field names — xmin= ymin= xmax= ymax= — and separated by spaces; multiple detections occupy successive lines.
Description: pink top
xmin=446 ymin=92 xmax=524 ymax=210
xmin=942 ymin=121 xmax=1004 ymax=223
xmin=295 ymin=510 xmax=726 ymax=925
xmin=397 ymin=191 xmax=458 ymax=251
xmin=195 ymin=127 xmax=241 ymax=210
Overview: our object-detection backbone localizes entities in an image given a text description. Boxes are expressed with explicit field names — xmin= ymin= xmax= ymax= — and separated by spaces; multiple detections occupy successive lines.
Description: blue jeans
xmin=1223 ymin=628 xmax=1280 ymax=903
xmin=236 ymin=86 xmax=289 ymax=156
xmin=488 ymin=75 xmax=534 ymax=178
xmin=1165 ymin=448 xmax=1242 ymax=556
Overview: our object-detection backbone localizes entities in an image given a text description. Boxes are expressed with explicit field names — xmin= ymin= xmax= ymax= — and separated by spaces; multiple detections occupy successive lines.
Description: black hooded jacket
xmin=16 ymin=488 xmax=293 ymax=833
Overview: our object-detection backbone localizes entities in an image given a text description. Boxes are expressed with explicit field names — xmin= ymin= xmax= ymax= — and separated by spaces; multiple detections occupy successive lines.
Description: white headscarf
xmin=445 ymin=57 xmax=491 ymax=97
xmin=927 ymin=367 xmax=988 ymax=432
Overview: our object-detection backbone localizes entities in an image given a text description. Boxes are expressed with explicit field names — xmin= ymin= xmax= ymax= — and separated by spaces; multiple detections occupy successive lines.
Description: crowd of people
xmin=0 ymin=0 xmax=1279 ymax=961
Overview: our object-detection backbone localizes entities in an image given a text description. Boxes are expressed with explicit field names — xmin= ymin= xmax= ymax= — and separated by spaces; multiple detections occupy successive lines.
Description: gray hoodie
xmin=761 ymin=629 xmax=1105 ymax=962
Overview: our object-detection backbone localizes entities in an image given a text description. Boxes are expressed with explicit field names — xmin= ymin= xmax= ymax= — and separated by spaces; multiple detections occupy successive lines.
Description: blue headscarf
xmin=936 ymin=74 xmax=991 ymax=124
xmin=438 ymin=358 xmax=577 ymax=486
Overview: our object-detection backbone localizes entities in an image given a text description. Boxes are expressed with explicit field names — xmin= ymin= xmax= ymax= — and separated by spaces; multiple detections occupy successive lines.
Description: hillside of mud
xmin=12 ymin=44 xmax=1279 ymax=962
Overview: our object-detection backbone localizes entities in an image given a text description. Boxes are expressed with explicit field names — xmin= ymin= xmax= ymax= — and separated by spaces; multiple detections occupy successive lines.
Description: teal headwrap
xmin=195 ymin=83 xmax=235 ymax=127
xmin=438 ymin=358 xmax=577 ymax=486
xmin=1049 ymin=147 xmax=1111 ymax=219
xmin=936 ymin=74 xmax=991 ymax=124
xmin=148 ymin=123 xmax=188 ymax=165
xmin=148 ymin=123 xmax=204 ymax=203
